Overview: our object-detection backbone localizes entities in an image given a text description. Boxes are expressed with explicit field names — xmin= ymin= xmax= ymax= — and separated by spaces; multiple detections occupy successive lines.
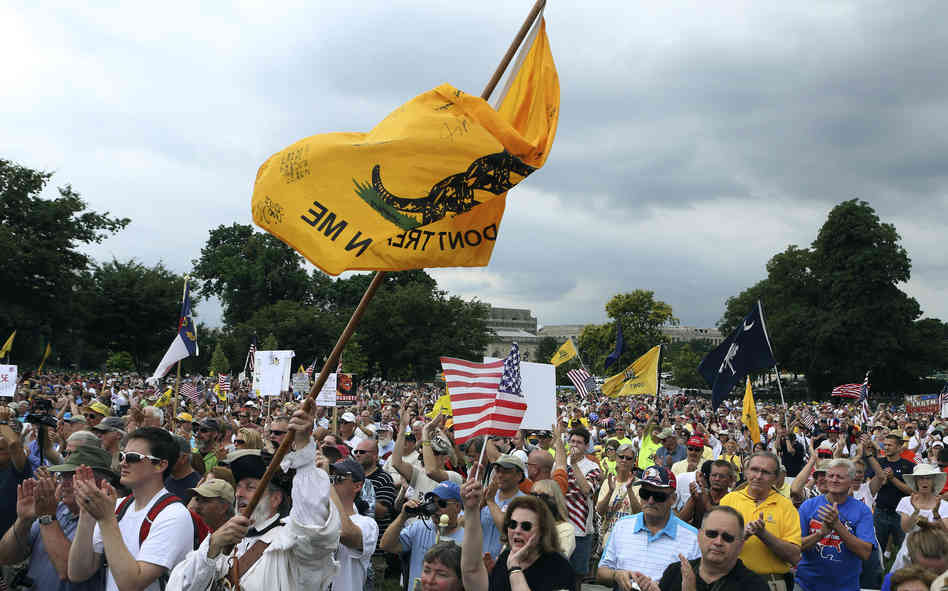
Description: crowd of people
xmin=0 ymin=371 xmax=946 ymax=591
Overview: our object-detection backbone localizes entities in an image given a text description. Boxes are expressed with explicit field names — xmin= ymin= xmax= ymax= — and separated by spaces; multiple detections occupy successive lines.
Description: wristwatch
xmin=38 ymin=515 xmax=55 ymax=526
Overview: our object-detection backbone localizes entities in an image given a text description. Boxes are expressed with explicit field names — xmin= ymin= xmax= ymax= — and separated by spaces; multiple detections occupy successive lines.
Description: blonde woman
xmin=595 ymin=443 xmax=642 ymax=557
xmin=530 ymin=479 xmax=575 ymax=558
xmin=235 ymin=427 xmax=264 ymax=450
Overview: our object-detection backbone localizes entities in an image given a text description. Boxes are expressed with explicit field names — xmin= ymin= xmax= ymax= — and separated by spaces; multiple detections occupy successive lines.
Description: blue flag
xmin=698 ymin=301 xmax=776 ymax=409
xmin=149 ymin=278 xmax=199 ymax=381
xmin=604 ymin=322 xmax=625 ymax=370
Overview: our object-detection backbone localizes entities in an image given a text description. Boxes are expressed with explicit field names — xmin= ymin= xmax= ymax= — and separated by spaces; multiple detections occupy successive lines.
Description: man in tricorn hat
xmin=166 ymin=405 xmax=341 ymax=590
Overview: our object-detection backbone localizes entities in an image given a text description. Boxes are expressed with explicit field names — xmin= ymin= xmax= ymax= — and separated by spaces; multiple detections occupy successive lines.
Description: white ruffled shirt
xmin=166 ymin=441 xmax=341 ymax=591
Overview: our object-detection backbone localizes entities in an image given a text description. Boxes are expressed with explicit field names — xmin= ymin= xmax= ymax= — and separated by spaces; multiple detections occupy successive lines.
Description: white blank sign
xmin=483 ymin=357 xmax=556 ymax=432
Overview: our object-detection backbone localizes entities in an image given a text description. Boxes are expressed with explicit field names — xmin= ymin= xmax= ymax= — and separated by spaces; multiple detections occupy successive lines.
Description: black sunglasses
xmin=507 ymin=519 xmax=534 ymax=532
xmin=703 ymin=529 xmax=737 ymax=543
xmin=270 ymin=430 xmax=287 ymax=437
xmin=234 ymin=439 xmax=246 ymax=445
xmin=617 ymin=455 xmax=636 ymax=461
xmin=352 ymin=449 xmax=371 ymax=455
xmin=687 ymin=447 xmax=703 ymax=452
xmin=639 ymin=488 xmax=670 ymax=503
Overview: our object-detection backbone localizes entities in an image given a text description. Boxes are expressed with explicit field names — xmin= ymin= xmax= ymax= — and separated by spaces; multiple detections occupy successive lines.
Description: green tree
xmin=192 ymin=224 xmax=311 ymax=325
xmin=105 ymin=351 xmax=135 ymax=372
xmin=536 ymin=337 xmax=559 ymax=366
xmin=87 ymin=259 xmax=191 ymax=371
xmin=209 ymin=344 xmax=231 ymax=375
xmin=663 ymin=341 xmax=713 ymax=389
xmin=261 ymin=333 xmax=279 ymax=351
xmin=0 ymin=159 xmax=129 ymax=364
xmin=578 ymin=290 xmax=677 ymax=375
xmin=720 ymin=200 xmax=943 ymax=394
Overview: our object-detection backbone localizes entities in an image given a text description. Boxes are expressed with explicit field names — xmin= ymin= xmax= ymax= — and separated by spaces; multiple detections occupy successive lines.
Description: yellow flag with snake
xmin=251 ymin=18 xmax=558 ymax=275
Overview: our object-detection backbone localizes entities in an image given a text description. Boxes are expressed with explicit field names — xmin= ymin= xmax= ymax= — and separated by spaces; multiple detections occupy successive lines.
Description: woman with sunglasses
xmin=596 ymin=443 xmax=642 ymax=554
xmin=530 ymin=479 xmax=575 ymax=558
xmin=234 ymin=427 xmax=264 ymax=450
xmin=461 ymin=478 xmax=575 ymax=591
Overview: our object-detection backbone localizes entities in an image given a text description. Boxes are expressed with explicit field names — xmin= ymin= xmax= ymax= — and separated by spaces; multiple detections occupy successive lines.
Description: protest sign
xmin=337 ymin=373 xmax=358 ymax=406
xmin=253 ymin=350 xmax=295 ymax=397
xmin=291 ymin=372 xmax=310 ymax=394
xmin=316 ymin=373 xmax=337 ymax=407
xmin=483 ymin=357 xmax=555 ymax=431
xmin=0 ymin=365 xmax=16 ymax=397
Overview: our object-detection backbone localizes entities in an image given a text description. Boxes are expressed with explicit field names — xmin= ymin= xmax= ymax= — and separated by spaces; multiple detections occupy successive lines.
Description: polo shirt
xmin=720 ymin=488 xmax=801 ymax=575
xmin=598 ymin=512 xmax=701 ymax=581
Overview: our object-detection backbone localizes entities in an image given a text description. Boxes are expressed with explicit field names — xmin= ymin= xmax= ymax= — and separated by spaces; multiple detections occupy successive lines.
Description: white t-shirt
xmin=332 ymin=513 xmax=379 ymax=591
xmin=406 ymin=464 xmax=462 ymax=502
xmin=892 ymin=496 xmax=948 ymax=571
xmin=93 ymin=489 xmax=194 ymax=591
xmin=853 ymin=481 xmax=876 ymax=511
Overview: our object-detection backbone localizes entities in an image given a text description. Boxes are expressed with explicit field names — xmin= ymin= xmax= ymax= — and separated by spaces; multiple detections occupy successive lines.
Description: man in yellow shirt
xmin=720 ymin=452 xmax=801 ymax=591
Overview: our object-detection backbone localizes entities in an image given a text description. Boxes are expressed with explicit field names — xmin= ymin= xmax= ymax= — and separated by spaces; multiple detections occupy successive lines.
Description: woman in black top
xmin=460 ymin=477 xmax=575 ymax=591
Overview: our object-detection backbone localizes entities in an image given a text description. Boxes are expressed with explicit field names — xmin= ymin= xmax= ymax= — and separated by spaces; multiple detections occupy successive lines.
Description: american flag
xmin=567 ymin=368 xmax=596 ymax=397
xmin=801 ymin=413 xmax=815 ymax=431
xmin=218 ymin=374 xmax=230 ymax=393
xmin=180 ymin=383 xmax=202 ymax=404
xmin=939 ymin=381 xmax=948 ymax=416
xmin=441 ymin=343 xmax=527 ymax=444
xmin=859 ymin=371 xmax=871 ymax=426
xmin=831 ymin=383 xmax=862 ymax=399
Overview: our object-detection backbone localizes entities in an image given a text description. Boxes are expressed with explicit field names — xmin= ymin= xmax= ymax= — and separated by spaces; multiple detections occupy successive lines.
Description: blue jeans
xmin=874 ymin=508 xmax=904 ymax=555
xmin=860 ymin=541 xmax=883 ymax=589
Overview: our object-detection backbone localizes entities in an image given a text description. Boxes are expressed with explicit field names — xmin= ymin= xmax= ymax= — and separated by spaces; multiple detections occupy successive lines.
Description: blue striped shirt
xmin=598 ymin=513 xmax=701 ymax=581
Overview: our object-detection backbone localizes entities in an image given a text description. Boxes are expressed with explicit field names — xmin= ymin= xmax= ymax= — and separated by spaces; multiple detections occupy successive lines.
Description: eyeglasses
xmin=703 ymin=529 xmax=737 ymax=543
xmin=270 ymin=430 xmax=287 ymax=437
xmin=617 ymin=455 xmax=635 ymax=461
xmin=85 ymin=414 xmax=97 ymax=420
xmin=638 ymin=488 xmax=670 ymax=503
xmin=507 ymin=519 xmax=534 ymax=532
xmin=119 ymin=451 xmax=162 ymax=465
xmin=434 ymin=498 xmax=451 ymax=508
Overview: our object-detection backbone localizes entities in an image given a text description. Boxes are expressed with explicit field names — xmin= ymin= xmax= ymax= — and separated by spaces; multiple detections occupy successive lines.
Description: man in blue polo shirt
xmin=597 ymin=465 xmax=700 ymax=589
xmin=795 ymin=459 xmax=874 ymax=591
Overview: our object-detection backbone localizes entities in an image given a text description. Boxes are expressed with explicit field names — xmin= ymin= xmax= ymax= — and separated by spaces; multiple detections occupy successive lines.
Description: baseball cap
xmin=197 ymin=418 xmax=220 ymax=432
xmin=493 ymin=453 xmax=525 ymax=474
xmin=63 ymin=413 xmax=87 ymax=424
xmin=340 ymin=412 xmax=357 ymax=423
xmin=176 ymin=412 xmax=194 ymax=422
xmin=686 ymin=436 xmax=706 ymax=448
xmin=431 ymin=434 xmax=452 ymax=455
xmin=658 ymin=428 xmax=676 ymax=440
xmin=172 ymin=435 xmax=192 ymax=455
xmin=429 ymin=481 xmax=462 ymax=503
xmin=84 ymin=400 xmax=110 ymax=417
xmin=331 ymin=458 xmax=365 ymax=482
xmin=189 ymin=479 xmax=235 ymax=505
xmin=633 ymin=465 xmax=677 ymax=490
xmin=91 ymin=416 xmax=126 ymax=435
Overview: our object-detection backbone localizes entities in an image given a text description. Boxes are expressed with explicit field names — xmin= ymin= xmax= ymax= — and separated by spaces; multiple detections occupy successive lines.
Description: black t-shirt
xmin=875 ymin=456 xmax=915 ymax=510
xmin=659 ymin=558 xmax=769 ymax=591
xmin=164 ymin=470 xmax=202 ymax=503
xmin=489 ymin=549 xmax=576 ymax=591
xmin=777 ymin=438 xmax=805 ymax=477
xmin=0 ymin=461 xmax=33 ymax=538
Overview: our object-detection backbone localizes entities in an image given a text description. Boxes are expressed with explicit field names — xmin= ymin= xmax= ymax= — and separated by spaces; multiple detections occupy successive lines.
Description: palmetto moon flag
xmin=699 ymin=301 xmax=776 ymax=410
xmin=601 ymin=345 xmax=662 ymax=397
xmin=251 ymin=17 xmax=558 ymax=276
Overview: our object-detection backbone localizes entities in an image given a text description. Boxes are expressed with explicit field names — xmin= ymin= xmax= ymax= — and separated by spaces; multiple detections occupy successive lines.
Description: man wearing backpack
xmin=165 ymin=405 xmax=342 ymax=590
xmin=68 ymin=426 xmax=196 ymax=591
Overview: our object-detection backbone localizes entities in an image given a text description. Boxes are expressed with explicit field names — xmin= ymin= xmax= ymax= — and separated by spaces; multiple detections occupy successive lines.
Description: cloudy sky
xmin=3 ymin=1 xmax=946 ymax=331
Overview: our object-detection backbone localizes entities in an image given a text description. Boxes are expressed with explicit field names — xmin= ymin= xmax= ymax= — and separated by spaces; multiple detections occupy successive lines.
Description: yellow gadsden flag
xmin=154 ymin=387 xmax=173 ymax=408
xmin=426 ymin=393 xmax=453 ymax=418
xmin=743 ymin=377 xmax=761 ymax=444
xmin=0 ymin=331 xmax=15 ymax=358
xmin=251 ymin=18 xmax=558 ymax=276
xmin=38 ymin=343 xmax=52 ymax=372
xmin=550 ymin=339 xmax=578 ymax=366
xmin=602 ymin=345 xmax=662 ymax=397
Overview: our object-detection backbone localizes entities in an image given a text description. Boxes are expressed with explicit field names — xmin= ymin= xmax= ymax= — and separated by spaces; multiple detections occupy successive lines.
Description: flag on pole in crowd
xmin=698 ymin=301 xmax=777 ymax=410
xmin=38 ymin=343 xmax=52 ymax=372
xmin=154 ymin=387 xmax=173 ymax=408
xmin=801 ymin=413 xmax=815 ymax=432
xmin=550 ymin=339 xmax=578 ymax=367
xmin=218 ymin=374 xmax=230 ymax=393
xmin=0 ymin=331 xmax=14 ymax=359
xmin=427 ymin=393 xmax=454 ymax=418
xmin=604 ymin=323 xmax=625 ymax=370
xmin=859 ymin=371 xmax=871 ymax=425
xmin=441 ymin=343 xmax=527 ymax=444
xmin=245 ymin=335 xmax=258 ymax=376
xmin=149 ymin=279 xmax=199 ymax=381
xmin=567 ymin=368 xmax=596 ymax=397
xmin=831 ymin=383 xmax=862 ymax=399
xmin=305 ymin=358 xmax=318 ymax=377
xmin=743 ymin=377 xmax=761 ymax=445
xmin=602 ymin=345 xmax=662 ymax=398
xmin=250 ymin=15 xmax=559 ymax=276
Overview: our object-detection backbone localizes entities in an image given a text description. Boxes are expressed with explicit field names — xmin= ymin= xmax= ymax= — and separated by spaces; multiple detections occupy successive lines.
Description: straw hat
xmin=903 ymin=463 xmax=947 ymax=493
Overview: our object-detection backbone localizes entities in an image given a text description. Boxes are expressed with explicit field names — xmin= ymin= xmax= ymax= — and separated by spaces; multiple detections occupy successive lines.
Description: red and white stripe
xmin=440 ymin=357 xmax=526 ymax=444
xmin=831 ymin=383 xmax=861 ymax=399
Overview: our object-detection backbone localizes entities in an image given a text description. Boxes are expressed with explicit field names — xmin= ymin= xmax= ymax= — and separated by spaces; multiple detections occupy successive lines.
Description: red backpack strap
xmin=138 ymin=493 xmax=182 ymax=546
xmin=115 ymin=495 xmax=135 ymax=521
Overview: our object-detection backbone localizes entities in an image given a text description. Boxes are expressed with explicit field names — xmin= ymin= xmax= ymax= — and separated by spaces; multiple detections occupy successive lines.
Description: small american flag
xmin=441 ymin=343 xmax=527 ymax=444
xmin=801 ymin=413 xmax=815 ymax=431
xmin=306 ymin=358 xmax=318 ymax=377
xmin=831 ymin=383 xmax=862 ymax=399
xmin=181 ymin=383 xmax=202 ymax=404
xmin=218 ymin=374 xmax=230 ymax=393
xmin=567 ymin=368 xmax=596 ymax=397
xmin=859 ymin=371 xmax=871 ymax=426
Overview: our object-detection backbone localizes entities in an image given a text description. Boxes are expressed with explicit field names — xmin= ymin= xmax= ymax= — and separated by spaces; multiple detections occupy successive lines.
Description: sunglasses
xmin=617 ymin=455 xmax=636 ymax=461
xmin=234 ymin=439 xmax=246 ymax=445
xmin=119 ymin=451 xmax=162 ymax=465
xmin=507 ymin=519 xmax=534 ymax=532
xmin=330 ymin=474 xmax=352 ymax=484
xmin=688 ymin=447 xmax=703 ymax=452
xmin=85 ymin=414 xmax=98 ymax=420
xmin=703 ymin=529 xmax=737 ymax=543
xmin=352 ymin=449 xmax=371 ymax=455
xmin=638 ymin=489 xmax=670 ymax=503
xmin=270 ymin=430 xmax=287 ymax=437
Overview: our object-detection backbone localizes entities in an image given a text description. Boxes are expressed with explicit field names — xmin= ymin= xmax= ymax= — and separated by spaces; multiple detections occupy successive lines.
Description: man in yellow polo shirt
xmin=720 ymin=451 xmax=801 ymax=591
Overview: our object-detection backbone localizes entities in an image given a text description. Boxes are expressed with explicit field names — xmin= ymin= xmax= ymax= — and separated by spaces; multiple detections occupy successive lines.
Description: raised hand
xmin=16 ymin=479 xmax=37 ymax=521
xmin=34 ymin=472 xmax=58 ymax=517
xmin=461 ymin=478 xmax=484 ymax=513
xmin=74 ymin=465 xmax=117 ymax=521
xmin=506 ymin=527 xmax=538 ymax=569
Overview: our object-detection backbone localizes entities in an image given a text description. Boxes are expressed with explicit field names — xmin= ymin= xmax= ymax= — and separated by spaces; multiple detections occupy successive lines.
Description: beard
xmin=243 ymin=491 xmax=275 ymax=530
